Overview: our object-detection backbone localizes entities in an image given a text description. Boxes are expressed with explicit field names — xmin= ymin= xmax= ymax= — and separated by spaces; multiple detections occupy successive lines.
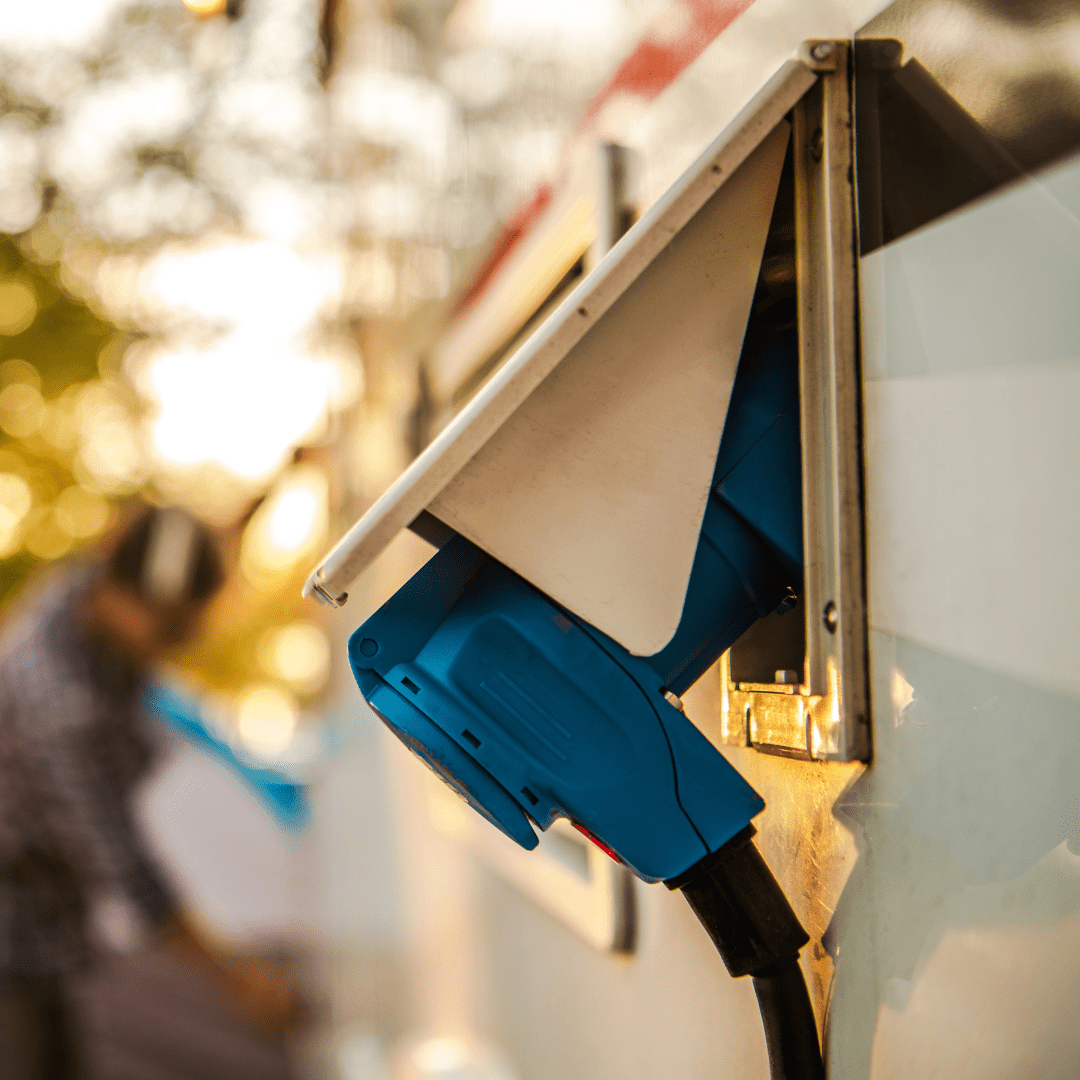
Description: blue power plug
xmin=349 ymin=329 xmax=802 ymax=883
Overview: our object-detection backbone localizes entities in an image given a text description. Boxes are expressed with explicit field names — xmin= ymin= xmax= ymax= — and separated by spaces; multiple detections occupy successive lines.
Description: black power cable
xmin=751 ymin=961 xmax=824 ymax=1080
xmin=666 ymin=826 xmax=824 ymax=1080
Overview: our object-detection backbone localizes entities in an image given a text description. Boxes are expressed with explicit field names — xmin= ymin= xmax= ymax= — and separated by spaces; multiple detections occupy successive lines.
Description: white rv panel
xmin=861 ymin=151 xmax=1080 ymax=696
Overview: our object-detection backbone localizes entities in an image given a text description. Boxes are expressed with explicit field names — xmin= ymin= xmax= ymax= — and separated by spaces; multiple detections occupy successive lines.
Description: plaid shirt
xmin=0 ymin=567 xmax=177 ymax=973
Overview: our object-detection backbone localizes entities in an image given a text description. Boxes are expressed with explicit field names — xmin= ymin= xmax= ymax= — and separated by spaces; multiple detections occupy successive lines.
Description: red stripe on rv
xmin=453 ymin=0 xmax=759 ymax=319
xmin=578 ymin=0 xmax=758 ymax=130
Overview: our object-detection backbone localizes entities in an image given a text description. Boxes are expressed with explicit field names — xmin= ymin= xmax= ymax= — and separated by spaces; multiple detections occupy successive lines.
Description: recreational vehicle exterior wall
xmin=316 ymin=1 xmax=1080 ymax=1076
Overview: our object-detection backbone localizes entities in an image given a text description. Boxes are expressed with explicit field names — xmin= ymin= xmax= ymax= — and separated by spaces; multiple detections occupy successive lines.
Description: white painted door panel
xmin=861 ymin=151 xmax=1080 ymax=696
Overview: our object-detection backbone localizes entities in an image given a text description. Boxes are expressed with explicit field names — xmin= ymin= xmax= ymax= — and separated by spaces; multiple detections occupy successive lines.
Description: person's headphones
xmin=106 ymin=506 xmax=224 ymax=607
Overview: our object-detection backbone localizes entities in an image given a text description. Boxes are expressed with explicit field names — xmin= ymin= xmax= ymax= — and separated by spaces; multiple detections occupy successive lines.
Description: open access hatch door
xmin=306 ymin=58 xmax=817 ymax=659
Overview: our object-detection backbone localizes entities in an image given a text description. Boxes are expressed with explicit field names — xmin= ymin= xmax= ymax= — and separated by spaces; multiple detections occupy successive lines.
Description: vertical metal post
xmin=793 ymin=41 xmax=871 ymax=761
xmin=586 ymin=142 xmax=636 ymax=272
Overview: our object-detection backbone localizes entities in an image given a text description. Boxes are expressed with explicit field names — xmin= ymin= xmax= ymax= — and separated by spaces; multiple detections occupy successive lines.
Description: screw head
xmin=823 ymin=601 xmax=838 ymax=634
xmin=662 ymin=689 xmax=685 ymax=713
xmin=811 ymin=41 xmax=835 ymax=61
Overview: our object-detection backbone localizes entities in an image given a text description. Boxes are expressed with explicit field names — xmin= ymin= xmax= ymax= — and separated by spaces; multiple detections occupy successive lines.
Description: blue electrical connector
xmin=349 ymin=328 xmax=802 ymax=884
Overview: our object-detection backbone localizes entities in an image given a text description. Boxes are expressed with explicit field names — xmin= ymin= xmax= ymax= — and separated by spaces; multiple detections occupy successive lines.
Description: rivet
xmin=811 ymin=42 xmax=835 ymax=61
xmin=823 ymin=602 xmax=838 ymax=634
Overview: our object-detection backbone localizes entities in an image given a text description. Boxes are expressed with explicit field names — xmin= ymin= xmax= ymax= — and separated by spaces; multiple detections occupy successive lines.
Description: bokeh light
xmin=237 ymin=684 xmax=298 ymax=757
xmin=24 ymin=506 xmax=73 ymax=561
xmin=142 ymin=339 xmax=338 ymax=481
xmin=241 ymin=464 xmax=329 ymax=580
xmin=0 ymin=472 xmax=32 ymax=556
xmin=75 ymin=382 xmax=145 ymax=492
xmin=0 ymin=278 xmax=37 ymax=335
xmin=53 ymin=485 xmax=110 ymax=539
xmin=0 ymin=382 xmax=45 ymax=439
xmin=0 ymin=119 xmax=41 ymax=234
xmin=258 ymin=620 xmax=331 ymax=693
xmin=0 ymin=0 xmax=130 ymax=51
xmin=137 ymin=241 xmax=343 ymax=337
xmin=183 ymin=0 xmax=229 ymax=16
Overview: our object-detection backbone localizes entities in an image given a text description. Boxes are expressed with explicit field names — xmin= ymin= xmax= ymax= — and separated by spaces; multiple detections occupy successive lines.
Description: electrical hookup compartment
xmin=306 ymin=39 xmax=872 ymax=786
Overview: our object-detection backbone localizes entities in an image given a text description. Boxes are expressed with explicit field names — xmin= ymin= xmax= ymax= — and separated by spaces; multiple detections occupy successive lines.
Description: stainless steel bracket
xmin=720 ymin=40 xmax=872 ymax=763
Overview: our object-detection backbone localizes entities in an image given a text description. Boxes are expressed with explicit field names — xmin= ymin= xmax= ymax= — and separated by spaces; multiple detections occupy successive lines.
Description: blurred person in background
xmin=0 ymin=505 xmax=300 ymax=1080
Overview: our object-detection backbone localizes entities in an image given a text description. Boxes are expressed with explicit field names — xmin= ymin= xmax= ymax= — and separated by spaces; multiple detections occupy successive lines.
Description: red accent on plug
xmin=571 ymin=822 xmax=621 ymax=864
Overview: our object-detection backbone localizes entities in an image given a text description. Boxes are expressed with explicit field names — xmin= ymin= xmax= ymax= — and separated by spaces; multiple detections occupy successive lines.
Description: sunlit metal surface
xmin=860 ymin=0 xmax=1080 ymax=179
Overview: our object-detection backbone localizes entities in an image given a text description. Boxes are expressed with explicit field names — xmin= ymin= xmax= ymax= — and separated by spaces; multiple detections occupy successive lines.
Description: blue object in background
xmin=145 ymin=684 xmax=311 ymax=831
xmin=348 ymin=328 xmax=802 ymax=883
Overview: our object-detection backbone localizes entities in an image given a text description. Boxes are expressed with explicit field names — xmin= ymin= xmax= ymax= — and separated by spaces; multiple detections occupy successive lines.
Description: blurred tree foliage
xmin=0 ymin=237 xmax=121 ymax=609
xmin=0 ymin=238 xmax=113 ymax=392
xmin=0 ymin=238 xmax=330 ymax=728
